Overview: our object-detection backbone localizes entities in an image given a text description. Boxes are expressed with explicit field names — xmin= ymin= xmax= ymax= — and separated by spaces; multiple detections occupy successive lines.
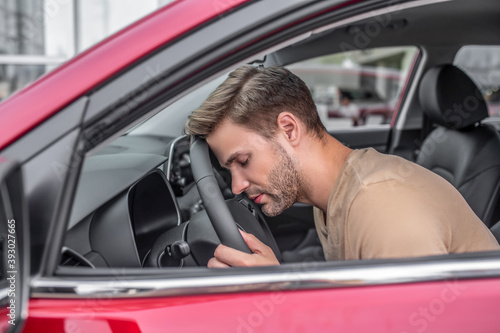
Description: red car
xmin=1 ymin=0 xmax=500 ymax=332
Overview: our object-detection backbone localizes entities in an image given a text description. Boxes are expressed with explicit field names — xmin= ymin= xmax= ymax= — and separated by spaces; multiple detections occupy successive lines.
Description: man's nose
xmin=231 ymin=172 xmax=250 ymax=195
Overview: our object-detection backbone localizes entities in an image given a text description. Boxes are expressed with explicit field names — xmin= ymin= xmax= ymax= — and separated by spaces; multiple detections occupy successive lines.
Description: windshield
xmin=129 ymin=73 xmax=228 ymax=138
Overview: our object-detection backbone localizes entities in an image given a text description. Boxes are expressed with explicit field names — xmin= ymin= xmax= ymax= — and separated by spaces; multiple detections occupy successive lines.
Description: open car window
xmin=62 ymin=48 xmax=422 ymax=271
xmin=57 ymin=1 xmax=499 ymax=277
xmin=62 ymin=69 xmax=232 ymax=269
xmin=454 ymin=45 xmax=500 ymax=120
xmin=288 ymin=46 xmax=418 ymax=130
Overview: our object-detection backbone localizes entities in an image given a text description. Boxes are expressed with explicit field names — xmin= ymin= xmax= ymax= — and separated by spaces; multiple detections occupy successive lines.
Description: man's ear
xmin=276 ymin=112 xmax=300 ymax=146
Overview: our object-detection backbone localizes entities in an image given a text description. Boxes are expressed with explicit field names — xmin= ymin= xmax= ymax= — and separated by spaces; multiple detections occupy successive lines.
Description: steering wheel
xmin=190 ymin=136 xmax=282 ymax=260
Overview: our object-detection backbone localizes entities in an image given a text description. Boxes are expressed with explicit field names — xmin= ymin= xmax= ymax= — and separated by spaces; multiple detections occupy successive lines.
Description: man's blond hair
xmin=185 ymin=65 xmax=325 ymax=139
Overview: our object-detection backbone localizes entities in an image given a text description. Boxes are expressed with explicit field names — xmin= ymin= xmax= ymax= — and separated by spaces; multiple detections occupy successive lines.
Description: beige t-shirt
xmin=313 ymin=148 xmax=500 ymax=260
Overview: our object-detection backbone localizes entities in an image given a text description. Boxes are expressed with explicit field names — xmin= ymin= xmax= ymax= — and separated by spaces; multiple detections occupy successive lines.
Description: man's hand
xmin=208 ymin=230 xmax=280 ymax=268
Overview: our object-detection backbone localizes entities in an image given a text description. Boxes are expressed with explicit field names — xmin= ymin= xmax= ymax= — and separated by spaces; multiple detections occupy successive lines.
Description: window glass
xmin=0 ymin=64 xmax=48 ymax=100
xmin=64 ymin=47 xmax=421 ymax=270
xmin=77 ymin=0 xmax=169 ymax=52
xmin=0 ymin=0 xmax=45 ymax=55
xmin=0 ymin=0 xmax=176 ymax=100
xmin=44 ymin=0 xmax=75 ymax=58
xmin=454 ymin=45 xmax=500 ymax=117
xmin=288 ymin=46 xmax=418 ymax=131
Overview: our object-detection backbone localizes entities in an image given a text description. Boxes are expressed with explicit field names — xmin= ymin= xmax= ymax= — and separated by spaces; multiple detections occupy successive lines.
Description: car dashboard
xmin=61 ymin=134 xmax=215 ymax=269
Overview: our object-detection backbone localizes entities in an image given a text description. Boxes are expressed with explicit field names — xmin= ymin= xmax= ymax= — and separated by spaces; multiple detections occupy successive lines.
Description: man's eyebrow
xmin=223 ymin=151 xmax=243 ymax=168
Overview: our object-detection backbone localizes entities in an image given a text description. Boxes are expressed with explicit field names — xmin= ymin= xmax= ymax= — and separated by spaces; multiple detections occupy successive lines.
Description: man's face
xmin=207 ymin=119 xmax=305 ymax=216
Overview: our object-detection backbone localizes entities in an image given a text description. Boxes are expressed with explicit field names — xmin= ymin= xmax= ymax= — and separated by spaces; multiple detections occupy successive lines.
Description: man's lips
xmin=251 ymin=194 xmax=264 ymax=204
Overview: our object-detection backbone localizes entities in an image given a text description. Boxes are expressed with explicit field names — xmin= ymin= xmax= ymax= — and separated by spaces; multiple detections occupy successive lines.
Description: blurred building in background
xmin=1 ymin=0 xmax=499 ymax=112
xmin=0 ymin=0 xmax=174 ymax=100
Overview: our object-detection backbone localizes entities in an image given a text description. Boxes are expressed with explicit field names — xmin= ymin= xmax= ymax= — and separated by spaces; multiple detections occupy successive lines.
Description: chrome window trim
xmin=32 ymin=256 xmax=500 ymax=299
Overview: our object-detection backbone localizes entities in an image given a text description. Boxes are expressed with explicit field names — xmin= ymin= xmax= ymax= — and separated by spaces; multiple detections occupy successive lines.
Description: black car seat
xmin=416 ymin=64 xmax=500 ymax=228
xmin=490 ymin=221 xmax=500 ymax=243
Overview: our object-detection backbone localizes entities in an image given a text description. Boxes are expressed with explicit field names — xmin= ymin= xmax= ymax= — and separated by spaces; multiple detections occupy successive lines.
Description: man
xmin=338 ymin=91 xmax=360 ymax=126
xmin=185 ymin=65 xmax=499 ymax=268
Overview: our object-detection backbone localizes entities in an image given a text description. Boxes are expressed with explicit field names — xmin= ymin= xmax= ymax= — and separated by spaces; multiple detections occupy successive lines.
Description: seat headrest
xmin=419 ymin=64 xmax=488 ymax=130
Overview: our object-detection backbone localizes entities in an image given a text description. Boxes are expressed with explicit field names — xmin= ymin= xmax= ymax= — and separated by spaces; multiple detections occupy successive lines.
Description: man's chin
xmin=262 ymin=208 xmax=279 ymax=217
xmin=261 ymin=201 xmax=293 ymax=217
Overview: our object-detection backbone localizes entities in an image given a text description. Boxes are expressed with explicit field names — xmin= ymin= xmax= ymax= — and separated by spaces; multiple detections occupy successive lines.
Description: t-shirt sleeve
xmin=345 ymin=181 xmax=450 ymax=260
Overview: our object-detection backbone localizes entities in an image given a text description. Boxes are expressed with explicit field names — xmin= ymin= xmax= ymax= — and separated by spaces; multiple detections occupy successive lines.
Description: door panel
xmin=24 ymin=277 xmax=500 ymax=333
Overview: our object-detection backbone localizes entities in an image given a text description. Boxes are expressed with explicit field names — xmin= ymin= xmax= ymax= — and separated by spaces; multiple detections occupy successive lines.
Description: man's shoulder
xmin=325 ymin=148 xmax=440 ymax=215
xmin=347 ymin=148 xmax=429 ymax=188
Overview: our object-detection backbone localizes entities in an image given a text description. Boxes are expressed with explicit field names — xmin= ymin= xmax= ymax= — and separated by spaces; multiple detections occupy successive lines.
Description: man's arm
xmin=208 ymin=230 xmax=280 ymax=268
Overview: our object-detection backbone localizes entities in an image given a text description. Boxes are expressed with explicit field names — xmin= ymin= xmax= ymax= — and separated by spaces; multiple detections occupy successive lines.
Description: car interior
xmin=58 ymin=0 xmax=500 ymax=271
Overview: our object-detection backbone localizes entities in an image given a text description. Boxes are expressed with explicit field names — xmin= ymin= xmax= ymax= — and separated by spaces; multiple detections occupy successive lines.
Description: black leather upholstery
xmin=490 ymin=220 xmax=500 ymax=244
xmin=417 ymin=65 xmax=500 ymax=227
xmin=419 ymin=65 xmax=489 ymax=130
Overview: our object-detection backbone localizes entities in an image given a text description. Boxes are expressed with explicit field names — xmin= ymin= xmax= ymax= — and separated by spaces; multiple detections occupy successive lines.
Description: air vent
xmin=60 ymin=247 xmax=95 ymax=268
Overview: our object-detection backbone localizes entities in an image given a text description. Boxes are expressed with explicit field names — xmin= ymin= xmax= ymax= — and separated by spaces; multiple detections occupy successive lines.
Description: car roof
xmin=0 ymin=0 xmax=251 ymax=151
xmin=269 ymin=0 xmax=500 ymax=66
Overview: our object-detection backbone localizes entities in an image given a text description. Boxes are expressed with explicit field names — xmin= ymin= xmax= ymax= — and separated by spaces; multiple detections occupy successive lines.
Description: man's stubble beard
xmin=260 ymin=143 xmax=311 ymax=217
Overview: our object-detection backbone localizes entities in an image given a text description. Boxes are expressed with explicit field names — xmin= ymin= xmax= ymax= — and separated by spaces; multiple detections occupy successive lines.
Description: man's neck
xmin=297 ymin=134 xmax=352 ymax=212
